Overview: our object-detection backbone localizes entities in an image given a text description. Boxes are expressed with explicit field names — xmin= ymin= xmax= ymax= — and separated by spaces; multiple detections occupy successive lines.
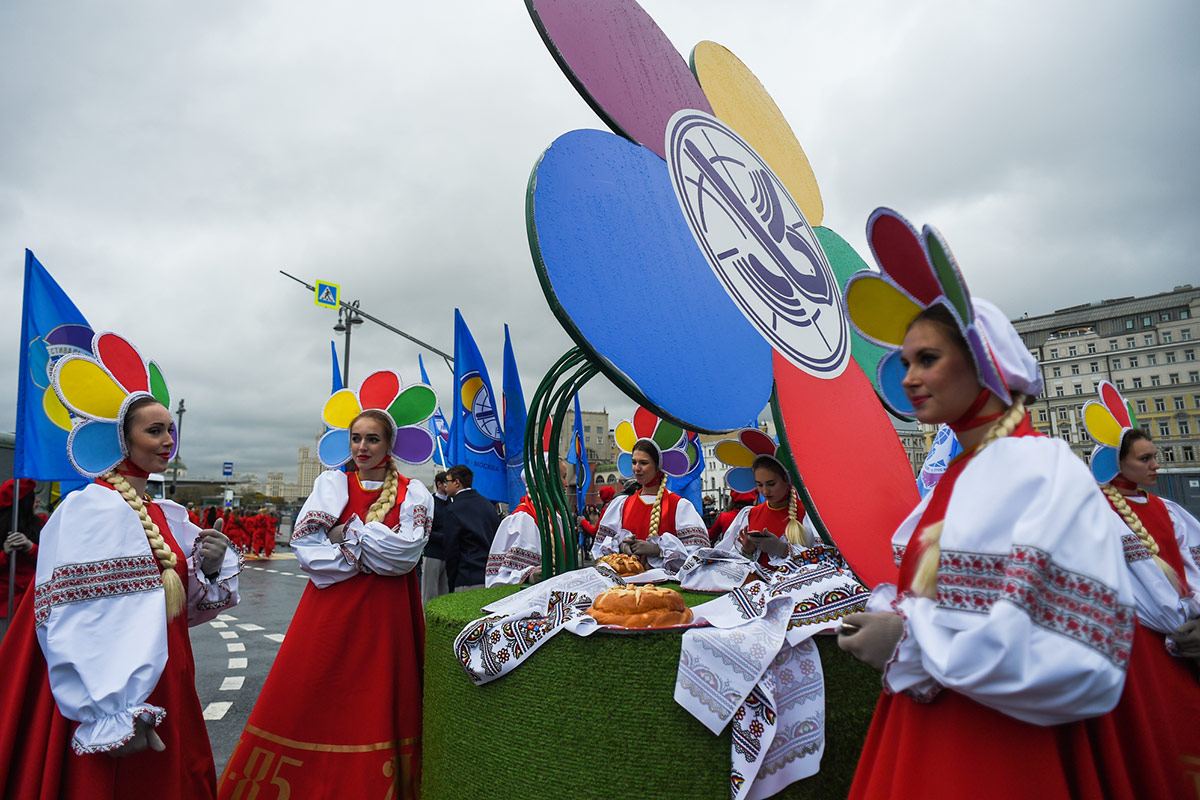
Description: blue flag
xmin=502 ymin=325 xmax=527 ymax=509
xmin=16 ymin=251 xmax=93 ymax=482
xmin=419 ymin=354 xmax=451 ymax=467
xmin=565 ymin=393 xmax=591 ymax=513
xmin=667 ymin=430 xmax=705 ymax=518
xmin=450 ymin=309 xmax=506 ymax=502
xmin=330 ymin=341 xmax=343 ymax=393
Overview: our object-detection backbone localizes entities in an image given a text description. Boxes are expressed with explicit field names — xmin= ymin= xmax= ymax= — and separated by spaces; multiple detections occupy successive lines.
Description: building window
xmin=1190 ymin=371 xmax=1200 ymax=383
xmin=1180 ymin=419 xmax=1192 ymax=436
xmin=1071 ymin=364 xmax=1080 ymax=375
xmin=1052 ymin=366 xmax=1061 ymax=377
xmin=1129 ymin=356 xmax=1139 ymax=368
xmin=1109 ymin=340 xmax=1119 ymax=351
xmin=1184 ymin=445 xmax=1195 ymax=462
xmin=1163 ymin=332 xmax=1173 ymax=343
xmin=1159 ymin=420 xmax=1172 ymax=437
xmin=1057 ymin=408 xmax=1070 ymax=420
xmin=1155 ymin=398 xmax=1167 ymax=412
xmin=1182 ymin=310 xmax=1191 ymax=320
xmin=1151 ymin=375 xmax=1161 ymax=387
xmin=1171 ymin=373 xmax=1181 ymax=384
xmin=1186 ymin=349 xmax=1196 ymax=361
xmin=1050 ymin=348 xmax=1058 ymax=358
xmin=1055 ymin=386 xmax=1064 ymax=397
xmin=1183 ymin=329 xmax=1193 ymax=340
xmin=1162 ymin=447 xmax=1176 ymax=463
xmin=1115 ymin=380 xmax=1126 ymax=391
xmin=1089 ymin=361 xmax=1099 ymax=372
xmin=1074 ymin=386 xmax=1083 ymax=395
xmin=1125 ymin=320 xmax=1134 ymax=330
xmin=1112 ymin=358 xmax=1121 ymax=369
xmin=1126 ymin=337 xmax=1136 ymax=348
xmin=1132 ymin=377 xmax=1142 ymax=389
xmin=1161 ymin=312 xmax=1171 ymax=321
xmin=1172 ymin=396 xmax=1185 ymax=410
xmin=1148 ymin=353 xmax=1157 ymax=365
xmin=584 ymin=425 xmax=591 ymax=432
xmin=1135 ymin=400 xmax=1147 ymax=413
xmin=1068 ymin=345 xmax=1077 ymax=356
xmin=1143 ymin=316 xmax=1152 ymax=327
xmin=1037 ymin=408 xmax=1047 ymax=422
xmin=1144 ymin=334 xmax=1154 ymax=346
xmin=1167 ymin=351 xmax=1177 ymax=363
xmin=1087 ymin=342 xmax=1097 ymax=354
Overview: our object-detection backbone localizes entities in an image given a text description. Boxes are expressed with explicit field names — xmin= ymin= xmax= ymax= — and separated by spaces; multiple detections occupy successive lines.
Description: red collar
xmin=948 ymin=389 xmax=1005 ymax=434
xmin=118 ymin=461 xmax=150 ymax=479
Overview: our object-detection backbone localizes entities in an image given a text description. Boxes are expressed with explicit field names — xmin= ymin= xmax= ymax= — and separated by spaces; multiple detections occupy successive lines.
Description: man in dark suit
xmin=421 ymin=471 xmax=451 ymax=604
xmin=442 ymin=465 xmax=500 ymax=592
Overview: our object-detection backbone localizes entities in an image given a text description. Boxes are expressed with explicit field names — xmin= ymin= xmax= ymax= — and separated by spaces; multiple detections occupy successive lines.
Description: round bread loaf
xmin=597 ymin=553 xmax=646 ymax=577
xmin=586 ymin=585 xmax=694 ymax=628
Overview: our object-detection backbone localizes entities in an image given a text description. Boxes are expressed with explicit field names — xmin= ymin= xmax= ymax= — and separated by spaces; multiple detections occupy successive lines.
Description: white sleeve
xmin=647 ymin=498 xmax=706 ymax=572
xmin=1120 ymin=525 xmax=1198 ymax=634
xmin=713 ymin=507 xmax=752 ymax=553
xmin=485 ymin=512 xmax=542 ymax=587
xmin=591 ymin=496 xmax=632 ymax=560
xmin=290 ymin=470 xmax=358 ymax=588
xmin=34 ymin=485 xmax=169 ymax=754
xmin=159 ymin=500 xmax=242 ymax=625
xmin=885 ymin=438 xmax=1135 ymax=725
xmin=1163 ymin=498 xmax=1200 ymax=617
xmin=344 ymin=478 xmax=432 ymax=577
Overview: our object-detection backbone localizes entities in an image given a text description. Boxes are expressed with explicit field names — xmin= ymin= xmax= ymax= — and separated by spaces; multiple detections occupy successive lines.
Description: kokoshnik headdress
xmin=842 ymin=207 xmax=1042 ymax=417
xmin=713 ymin=427 xmax=783 ymax=493
xmin=52 ymin=331 xmax=176 ymax=479
xmin=317 ymin=370 xmax=438 ymax=468
xmin=1082 ymin=380 xmax=1141 ymax=484
xmin=614 ymin=407 xmax=698 ymax=479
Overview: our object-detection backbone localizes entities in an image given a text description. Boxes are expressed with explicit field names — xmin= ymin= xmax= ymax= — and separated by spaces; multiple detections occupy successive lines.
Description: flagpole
xmin=6 ymin=501 xmax=17 ymax=620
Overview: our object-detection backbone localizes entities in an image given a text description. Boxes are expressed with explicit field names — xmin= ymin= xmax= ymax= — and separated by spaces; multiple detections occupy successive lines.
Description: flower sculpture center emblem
xmin=667 ymin=110 xmax=848 ymax=378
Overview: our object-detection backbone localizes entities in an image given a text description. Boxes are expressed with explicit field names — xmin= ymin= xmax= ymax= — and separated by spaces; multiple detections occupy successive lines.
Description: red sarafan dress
xmin=713 ymin=498 xmax=817 ymax=570
xmin=847 ymin=420 xmax=1145 ymax=799
xmin=1100 ymin=487 xmax=1200 ymax=798
xmin=0 ymin=481 xmax=241 ymax=799
xmin=219 ymin=470 xmax=432 ymax=800
xmin=591 ymin=484 xmax=709 ymax=572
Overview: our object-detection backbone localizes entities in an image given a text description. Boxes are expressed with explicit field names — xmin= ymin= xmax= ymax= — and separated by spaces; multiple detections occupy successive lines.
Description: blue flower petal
xmin=876 ymin=350 xmax=914 ymax=417
xmin=1090 ymin=445 xmax=1120 ymax=484
xmin=68 ymin=419 xmax=123 ymax=477
xmin=318 ymin=429 xmax=351 ymax=468
xmin=725 ymin=467 xmax=757 ymax=493
xmin=617 ymin=452 xmax=633 ymax=480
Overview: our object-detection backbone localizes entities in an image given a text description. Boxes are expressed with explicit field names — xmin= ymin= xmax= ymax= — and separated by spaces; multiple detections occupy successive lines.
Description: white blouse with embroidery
xmin=591 ymin=493 xmax=708 ymax=572
xmin=485 ymin=509 xmax=542 ymax=587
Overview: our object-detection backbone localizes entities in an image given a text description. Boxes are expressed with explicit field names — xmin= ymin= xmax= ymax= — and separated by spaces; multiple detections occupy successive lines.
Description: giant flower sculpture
xmin=523 ymin=0 xmax=914 ymax=586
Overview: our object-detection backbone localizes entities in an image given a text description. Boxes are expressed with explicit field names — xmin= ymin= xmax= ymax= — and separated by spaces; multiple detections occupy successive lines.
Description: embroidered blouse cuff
xmin=882 ymin=598 xmax=942 ymax=702
xmin=70 ymin=703 xmax=166 ymax=755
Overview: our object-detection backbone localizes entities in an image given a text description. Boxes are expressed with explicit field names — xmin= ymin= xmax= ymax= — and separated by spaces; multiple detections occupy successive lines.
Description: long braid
xmin=105 ymin=471 xmax=185 ymax=619
xmin=1101 ymin=483 xmax=1184 ymax=596
xmin=366 ymin=460 xmax=399 ymax=524
xmin=911 ymin=393 xmax=1028 ymax=599
xmin=647 ymin=475 xmax=668 ymax=539
xmin=784 ymin=486 xmax=810 ymax=546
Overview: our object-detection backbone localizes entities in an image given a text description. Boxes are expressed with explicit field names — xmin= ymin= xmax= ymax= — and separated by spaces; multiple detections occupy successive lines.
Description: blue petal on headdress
xmin=68 ymin=419 xmax=123 ymax=477
xmin=1090 ymin=444 xmax=1120 ymax=485
xmin=725 ymin=466 xmax=757 ymax=493
xmin=876 ymin=350 xmax=915 ymax=416
xmin=617 ymin=452 xmax=633 ymax=480
xmin=318 ymin=429 xmax=351 ymax=469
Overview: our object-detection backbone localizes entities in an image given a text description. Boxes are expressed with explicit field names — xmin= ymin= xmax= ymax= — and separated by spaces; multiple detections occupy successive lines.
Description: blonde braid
xmin=647 ymin=476 xmax=668 ymax=539
xmin=911 ymin=394 xmax=1028 ymax=599
xmin=105 ymin=471 xmax=185 ymax=619
xmin=784 ymin=486 xmax=809 ymax=546
xmin=366 ymin=460 xmax=399 ymax=524
xmin=1101 ymin=483 xmax=1184 ymax=596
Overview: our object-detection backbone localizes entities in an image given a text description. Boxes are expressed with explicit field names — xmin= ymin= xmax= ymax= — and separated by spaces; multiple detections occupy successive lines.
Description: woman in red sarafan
xmin=219 ymin=370 xmax=436 ymax=800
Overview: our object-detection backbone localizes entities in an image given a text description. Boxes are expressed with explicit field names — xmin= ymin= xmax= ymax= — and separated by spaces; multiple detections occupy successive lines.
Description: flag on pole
xmin=330 ymin=341 xmax=343 ymax=393
xmin=419 ymin=353 xmax=451 ymax=468
xmin=15 ymin=250 xmax=93 ymax=482
xmin=502 ymin=325 xmax=527 ymax=509
xmin=450 ymin=309 xmax=506 ymax=502
xmin=565 ymin=393 xmax=591 ymax=513
xmin=667 ymin=429 xmax=705 ymax=518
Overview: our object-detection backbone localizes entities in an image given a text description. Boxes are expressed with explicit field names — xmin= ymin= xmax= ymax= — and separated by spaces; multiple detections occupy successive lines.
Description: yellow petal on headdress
xmin=43 ymin=387 xmax=73 ymax=431
xmin=1084 ymin=403 xmax=1123 ymax=448
xmin=615 ymin=420 xmax=638 ymax=454
xmin=714 ymin=439 xmax=755 ymax=468
xmin=691 ymin=41 xmax=823 ymax=226
xmin=56 ymin=358 xmax=127 ymax=420
xmin=844 ymin=276 xmax=923 ymax=347
xmin=322 ymin=389 xmax=362 ymax=430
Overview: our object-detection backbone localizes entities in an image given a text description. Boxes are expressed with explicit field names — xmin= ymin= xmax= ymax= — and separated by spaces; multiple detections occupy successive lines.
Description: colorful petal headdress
xmin=713 ymin=427 xmax=782 ymax=493
xmin=1083 ymin=380 xmax=1140 ymax=484
xmin=51 ymin=331 xmax=175 ymax=479
xmin=843 ymin=208 xmax=1041 ymax=417
xmin=614 ymin=407 xmax=697 ymax=479
xmin=317 ymin=370 xmax=438 ymax=468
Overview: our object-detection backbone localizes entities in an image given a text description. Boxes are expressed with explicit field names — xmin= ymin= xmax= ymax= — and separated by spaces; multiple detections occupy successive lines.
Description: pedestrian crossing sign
xmin=315 ymin=280 xmax=340 ymax=309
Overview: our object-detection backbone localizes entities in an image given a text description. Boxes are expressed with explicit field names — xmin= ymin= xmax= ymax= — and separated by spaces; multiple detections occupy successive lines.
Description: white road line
xmin=251 ymin=567 xmax=264 ymax=571
xmin=227 ymin=642 xmax=246 ymax=652
xmin=219 ymin=631 xmax=238 ymax=639
xmin=264 ymin=633 xmax=286 ymax=643
xmin=228 ymin=657 xmax=248 ymax=669
xmin=265 ymin=569 xmax=279 ymax=573
xmin=217 ymin=614 xmax=238 ymax=621
xmin=203 ymin=702 xmax=232 ymax=720
xmin=237 ymin=623 xmax=265 ymax=631
xmin=209 ymin=621 xmax=228 ymax=628
xmin=220 ymin=676 xmax=245 ymax=691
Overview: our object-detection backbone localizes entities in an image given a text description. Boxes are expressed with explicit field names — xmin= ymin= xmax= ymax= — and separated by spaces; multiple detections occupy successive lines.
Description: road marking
xmin=237 ymin=623 xmax=265 ymax=631
xmin=209 ymin=621 xmax=228 ymax=628
xmin=228 ymin=657 xmax=248 ymax=669
xmin=264 ymin=633 xmax=286 ymax=643
xmin=227 ymin=642 xmax=246 ymax=652
xmin=217 ymin=614 xmax=238 ymax=621
xmin=266 ymin=569 xmax=279 ymax=573
xmin=251 ymin=567 xmax=264 ymax=571
xmin=203 ymin=702 xmax=232 ymax=720
xmin=220 ymin=676 xmax=245 ymax=691
xmin=219 ymin=631 xmax=238 ymax=639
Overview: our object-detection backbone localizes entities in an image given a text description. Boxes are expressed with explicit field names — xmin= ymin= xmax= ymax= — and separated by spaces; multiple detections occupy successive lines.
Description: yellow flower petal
xmin=714 ymin=440 xmax=755 ymax=468
xmin=615 ymin=420 xmax=638 ymax=454
xmin=845 ymin=276 xmax=923 ymax=347
xmin=56 ymin=358 xmax=126 ymax=420
xmin=1084 ymin=403 xmax=1123 ymax=448
xmin=322 ymin=389 xmax=362 ymax=430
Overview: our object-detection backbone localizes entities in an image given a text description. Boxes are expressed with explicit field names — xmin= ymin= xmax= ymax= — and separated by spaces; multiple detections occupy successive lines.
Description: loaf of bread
xmin=597 ymin=553 xmax=646 ymax=577
xmin=586 ymin=585 xmax=694 ymax=628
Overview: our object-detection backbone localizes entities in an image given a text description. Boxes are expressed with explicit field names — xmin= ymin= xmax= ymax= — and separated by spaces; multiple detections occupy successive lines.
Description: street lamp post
xmin=333 ymin=300 xmax=365 ymax=387
xmin=171 ymin=398 xmax=186 ymax=498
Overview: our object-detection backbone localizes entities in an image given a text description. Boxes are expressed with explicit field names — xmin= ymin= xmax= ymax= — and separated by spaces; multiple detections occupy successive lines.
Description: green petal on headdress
xmin=388 ymin=384 xmax=437 ymax=428
xmin=924 ymin=230 xmax=970 ymax=323
xmin=148 ymin=361 xmax=170 ymax=407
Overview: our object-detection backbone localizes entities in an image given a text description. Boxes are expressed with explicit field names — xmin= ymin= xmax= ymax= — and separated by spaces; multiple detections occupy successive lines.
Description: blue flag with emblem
xmin=330 ymin=341 xmax=343 ymax=393
xmin=419 ymin=353 xmax=451 ymax=468
xmin=16 ymin=251 xmax=94 ymax=482
xmin=501 ymin=325 xmax=527 ymax=509
xmin=565 ymin=393 xmax=591 ymax=514
xmin=450 ymin=309 xmax=506 ymax=502
xmin=667 ymin=430 xmax=705 ymax=520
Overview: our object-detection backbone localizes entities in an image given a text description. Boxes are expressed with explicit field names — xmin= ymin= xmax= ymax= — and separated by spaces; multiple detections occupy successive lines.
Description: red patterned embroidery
xmin=1190 ymin=545 xmax=1200 ymax=567
xmin=413 ymin=503 xmax=430 ymax=537
xmin=676 ymin=526 xmax=710 ymax=550
xmin=1120 ymin=533 xmax=1151 ymax=563
xmin=291 ymin=510 xmax=337 ymax=542
xmin=892 ymin=544 xmax=906 ymax=568
xmin=34 ymin=556 xmax=162 ymax=627
xmin=934 ymin=545 xmax=1134 ymax=667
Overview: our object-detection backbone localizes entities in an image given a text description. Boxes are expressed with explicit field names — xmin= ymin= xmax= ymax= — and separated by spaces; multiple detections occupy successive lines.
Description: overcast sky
xmin=3 ymin=0 xmax=1197 ymax=483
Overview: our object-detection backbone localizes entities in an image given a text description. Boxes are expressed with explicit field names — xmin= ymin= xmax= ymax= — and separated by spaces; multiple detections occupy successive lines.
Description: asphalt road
xmin=191 ymin=549 xmax=309 ymax=778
